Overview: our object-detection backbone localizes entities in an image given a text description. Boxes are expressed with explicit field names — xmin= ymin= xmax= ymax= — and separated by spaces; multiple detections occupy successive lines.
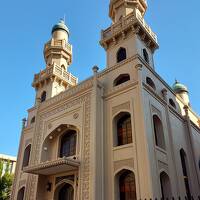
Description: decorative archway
xmin=115 ymin=169 xmax=137 ymax=200
xmin=54 ymin=182 xmax=74 ymax=200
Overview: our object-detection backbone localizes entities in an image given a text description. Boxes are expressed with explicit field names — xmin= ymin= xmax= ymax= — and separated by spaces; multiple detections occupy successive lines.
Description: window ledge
xmin=113 ymin=143 xmax=133 ymax=151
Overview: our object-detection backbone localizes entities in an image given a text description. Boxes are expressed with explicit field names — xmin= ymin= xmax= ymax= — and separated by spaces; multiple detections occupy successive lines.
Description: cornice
xmin=104 ymin=81 xmax=138 ymax=100
xmin=143 ymin=83 xmax=185 ymax=122
xmin=38 ymin=77 xmax=93 ymax=113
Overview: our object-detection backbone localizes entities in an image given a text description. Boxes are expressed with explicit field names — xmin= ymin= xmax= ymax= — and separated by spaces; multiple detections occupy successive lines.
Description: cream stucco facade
xmin=11 ymin=0 xmax=200 ymax=199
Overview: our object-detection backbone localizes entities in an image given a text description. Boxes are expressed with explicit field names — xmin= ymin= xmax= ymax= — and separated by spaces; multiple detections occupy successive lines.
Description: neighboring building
xmin=0 ymin=154 xmax=16 ymax=175
xmin=11 ymin=0 xmax=200 ymax=199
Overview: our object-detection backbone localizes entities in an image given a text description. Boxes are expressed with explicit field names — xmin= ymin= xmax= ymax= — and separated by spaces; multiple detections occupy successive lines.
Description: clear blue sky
xmin=0 ymin=0 xmax=200 ymax=157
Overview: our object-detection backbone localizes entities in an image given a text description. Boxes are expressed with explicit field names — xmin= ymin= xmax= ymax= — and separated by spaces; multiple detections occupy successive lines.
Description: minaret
xmin=100 ymin=0 xmax=159 ymax=68
xmin=172 ymin=80 xmax=190 ymax=106
xmin=32 ymin=20 xmax=78 ymax=104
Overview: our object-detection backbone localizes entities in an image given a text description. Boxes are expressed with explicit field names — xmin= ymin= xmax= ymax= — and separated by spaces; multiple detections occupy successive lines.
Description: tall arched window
xmin=60 ymin=130 xmax=77 ymax=157
xmin=114 ymin=74 xmax=130 ymax=86
xmin=115 ymin=112 xmax=132 ymax=146
xmin=160 ymin=172 xmax=172 ymax=199
xmin=22 ymin=144 xmax=31 ymax=168
xmin=180 ymin=149 xmax=191 ymax=199
xmin=117 ymin=47 xmax=127 ymax=63
xmin=17 ymin=187 xmax=25 ymax=200
xmin=143 ymin=49 xmax=149 ymax=63
xmin=41 ymin=91 xmax=47 ymax=102
xmin=117 ymin=170 xmax=137 ymax=200
xmin=153 ymin=115 xmax=165 ymax=149
xmin=146 ymin=77 xmax=156 ymax=90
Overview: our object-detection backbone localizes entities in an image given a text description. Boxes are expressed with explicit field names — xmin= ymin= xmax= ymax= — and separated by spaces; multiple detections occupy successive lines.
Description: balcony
xmin=101 ymin=10 xmax=158 ymax=44
xmin=32 ymin=64 xmax=78 ymax=87
xmin=23 ymin=157 xmax=80 ymax=175
xmin=44 ymin=39 xmax=72 ymax=54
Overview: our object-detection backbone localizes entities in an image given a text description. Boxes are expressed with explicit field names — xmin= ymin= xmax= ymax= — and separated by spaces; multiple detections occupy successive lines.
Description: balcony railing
xmin=101 ymin=11 xmax=157 ymax=43
xmin=45 ymin=39 xmax=72 ymax=52
xmin=33 ymin=64 xmax=78 ymax=86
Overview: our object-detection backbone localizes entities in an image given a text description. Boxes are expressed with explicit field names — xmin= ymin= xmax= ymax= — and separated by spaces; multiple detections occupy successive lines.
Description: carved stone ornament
xmin=73 ymin=113 xmax=79 ymax=119
xmin=26 ymin=93 xmax=91 ymax=199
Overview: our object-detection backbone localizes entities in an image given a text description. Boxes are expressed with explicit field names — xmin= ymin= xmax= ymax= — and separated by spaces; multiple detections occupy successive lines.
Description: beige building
xmin=0 ymin=154 xmax=17 ymax=175
xmin=11 ymin=0 xmax=200 ymax=199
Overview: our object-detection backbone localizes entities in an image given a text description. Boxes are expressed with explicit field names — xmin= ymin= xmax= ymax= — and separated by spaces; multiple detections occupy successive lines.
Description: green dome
xmin=52 ymin=20 xmax=69 ymax=34
xmin=172 ymin=80 xmax=188 ymax=93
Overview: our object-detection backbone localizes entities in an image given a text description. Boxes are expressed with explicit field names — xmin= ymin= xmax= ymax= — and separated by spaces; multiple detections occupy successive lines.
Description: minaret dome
xmin=52 ymin=19 xmax=69 ymax=41
xmin=172 ymin=80 xmax=190 ymax=106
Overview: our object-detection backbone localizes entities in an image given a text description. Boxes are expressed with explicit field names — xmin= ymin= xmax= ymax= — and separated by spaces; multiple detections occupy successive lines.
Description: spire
xmin=109 ymin=0 xmax=147 ymax=23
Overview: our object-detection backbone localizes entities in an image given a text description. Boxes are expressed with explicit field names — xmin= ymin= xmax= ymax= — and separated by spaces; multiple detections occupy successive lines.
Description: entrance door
xmin=58 ymin=183 xmax=74 ymax=200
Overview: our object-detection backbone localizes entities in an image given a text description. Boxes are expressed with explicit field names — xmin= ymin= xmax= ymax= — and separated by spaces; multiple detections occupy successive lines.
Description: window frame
xmin=117 ymin=47 xmax=127 ymax=63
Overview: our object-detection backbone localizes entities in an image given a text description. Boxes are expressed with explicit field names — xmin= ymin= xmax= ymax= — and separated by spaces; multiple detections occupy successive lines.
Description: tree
xmin=0 ymin=160 xmax=14 ymax=200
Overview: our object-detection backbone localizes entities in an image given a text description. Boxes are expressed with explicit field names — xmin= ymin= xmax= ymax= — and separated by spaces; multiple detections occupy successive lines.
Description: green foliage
xmin=0 ymin=160 xmax=14 ymax=200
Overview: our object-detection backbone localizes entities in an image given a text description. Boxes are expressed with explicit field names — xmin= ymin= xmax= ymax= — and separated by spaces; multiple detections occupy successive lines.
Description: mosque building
xmin=11 ymin=0 xmax=200 ymax=199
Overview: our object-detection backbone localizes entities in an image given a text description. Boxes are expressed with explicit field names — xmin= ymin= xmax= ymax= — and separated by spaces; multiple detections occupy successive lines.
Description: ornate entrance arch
xmin=54 ymin=182 xmax=74 ymax=200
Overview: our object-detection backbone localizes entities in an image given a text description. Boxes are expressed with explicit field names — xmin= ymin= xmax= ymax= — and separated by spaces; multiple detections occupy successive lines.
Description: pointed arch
xmin=17 ymin=187 xmax=25 ymax=200
xmin=169 ymin=98 xmax=176 ymax=109
xmin=113 ymin=112 xmax=132 ymax=146
xmin=41 ymin=91 xmax=47 ymax=102
xmin=22 ymin=144 xmax=31 ymax=168
xmin=160 ymin=171 xmax=172 ymax=199
xmin=59 ymin=130 xmax=77 ymax=158
xmin=146 ymin=77 xmax=156 ymax=90
xmin=115 ymin=169 xmax=137 ymax=200
xmin=180 ymin=149 xmax=191 ymax=199
xmin=54 ymin=182 xmax=74 ymax=200
xmin=117 ymin=47 xmax=127 ymax=63
xmin=143 ymin=48 xmax=149 ymax=63
xmin=152 ymin=115 xmax=165 ymax=149
xmin=114 ymin=74 xmax=130 ymax=86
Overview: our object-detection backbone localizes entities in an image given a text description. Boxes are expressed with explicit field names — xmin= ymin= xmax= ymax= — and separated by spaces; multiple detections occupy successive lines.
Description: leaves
xmin=0 ymin=160 xmax=14 ymax=200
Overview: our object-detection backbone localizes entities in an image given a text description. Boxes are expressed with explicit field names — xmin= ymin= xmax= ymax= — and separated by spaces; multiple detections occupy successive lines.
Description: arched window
xmin=169 ymin=98 xmax=176 ymax=109
xmin=143 ymin=49 xmax=149 ymax=63
xmin=117 ymin=170 xmax=137 ymax=200
xmin=117 ymin=47 xmax=127 ymax=63
xmin=153 ymin=115 xmax=165 ymax=149
xmin=114 ymin=112 xmax=132 ymax=146
xmin=54 ymin=183 xmax=74 ymax=200
xmin=114 ymin=74 xmax=130 ymax=86
xmin=30 ymin=116 xmax=35 ymax=124
xmin=60 ymin=130 xmax=77 ymax=157
xmin=22 ymin=144 xmax=31 ymax=168
xmin=180 ymin=149 xmax=191 ymax=199
xmin=146 ymin=77 xmax=156 ymax=90
xmin=41 ymin=91 xmax=47 ymax=102
xmin=17 ymin=187 xmax=25 ymax=200
xmin=58 ymin=183 xmax=74 ymax=200
xmin=160 ymin=172 xmax=172 ymax=199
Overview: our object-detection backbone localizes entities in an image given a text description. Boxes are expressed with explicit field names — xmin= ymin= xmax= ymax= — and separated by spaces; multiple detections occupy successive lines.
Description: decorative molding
xmin=114 ymin=159 xmax=134 ymax=173
xmin=25 ymin=138 xmax=32 ymax=147
xmin=79 ymin=95 xmax=91 ymax=199
xmin=73 ymin=113 xmax=79 ymax=119
xmin=112 ymin=101 xmax=130 ymax=116
xmin=26 ymin=93 xmax=91 ymax=199
xmin=18 ymin=179 xmax=26 ymax=188
xmin=39 ymin=78 xmax=93 ymax=111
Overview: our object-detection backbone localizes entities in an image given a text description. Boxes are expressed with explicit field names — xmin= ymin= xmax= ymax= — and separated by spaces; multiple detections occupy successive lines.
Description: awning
xmin=23 ymin=157 xmax=80 ymax=175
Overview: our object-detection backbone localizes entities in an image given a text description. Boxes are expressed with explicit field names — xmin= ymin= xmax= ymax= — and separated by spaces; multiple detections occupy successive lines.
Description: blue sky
xmin=0 ymin=0 xmax=200 ymax=156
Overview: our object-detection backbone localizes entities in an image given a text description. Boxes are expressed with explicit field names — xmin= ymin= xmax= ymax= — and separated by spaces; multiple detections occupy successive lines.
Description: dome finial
xmin=51 ymin=18 xmax=69 ymax=35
